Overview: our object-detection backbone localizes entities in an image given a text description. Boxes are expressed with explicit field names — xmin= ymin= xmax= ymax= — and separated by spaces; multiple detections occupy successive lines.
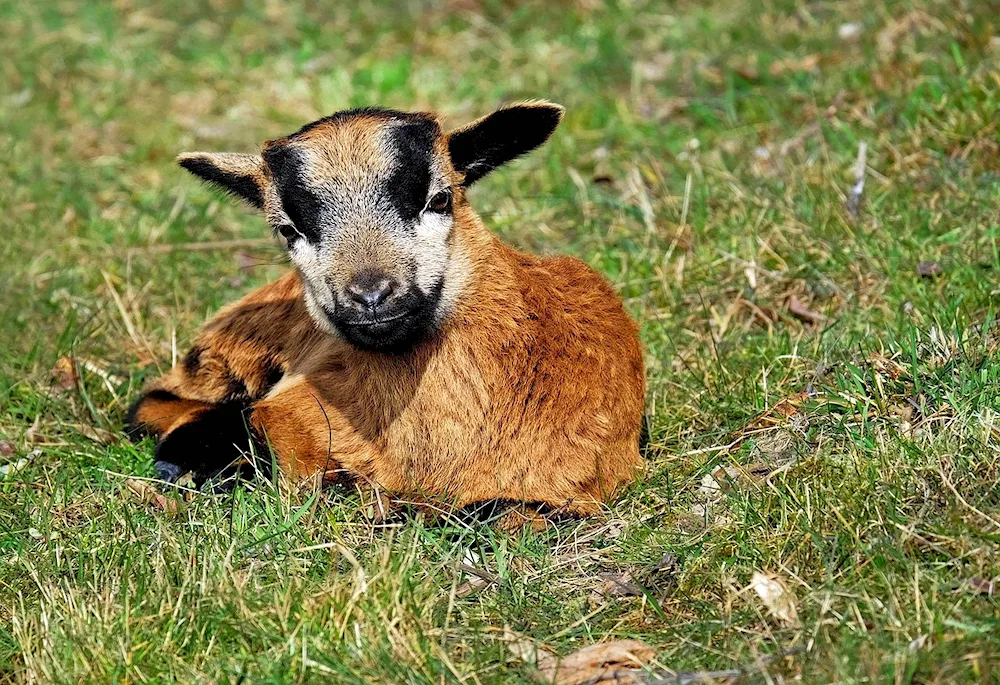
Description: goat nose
xmin=345 ymin=272 xmax=395 ymax=310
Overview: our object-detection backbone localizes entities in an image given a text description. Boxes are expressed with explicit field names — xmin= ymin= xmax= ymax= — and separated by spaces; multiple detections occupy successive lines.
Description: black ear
xmin=447 ymin=101 xmax=564 ymax=186
xmin=177 ymin=152 xmax=265 ymax=209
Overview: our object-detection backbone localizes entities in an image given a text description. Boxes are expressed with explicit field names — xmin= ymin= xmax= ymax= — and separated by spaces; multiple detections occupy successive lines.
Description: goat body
xmin=127 ymin=103 xmax=645 ymax=516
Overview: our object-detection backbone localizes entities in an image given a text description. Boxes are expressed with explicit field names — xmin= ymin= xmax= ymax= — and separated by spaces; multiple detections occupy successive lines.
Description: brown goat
xmin=126 ymin=102 xmax=645 ymax=518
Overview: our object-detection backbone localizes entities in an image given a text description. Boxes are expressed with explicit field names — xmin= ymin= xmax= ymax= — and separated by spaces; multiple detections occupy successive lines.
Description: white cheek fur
xmin=412 ymin=211 xmax=452 ymax=293
xmin=290 ymin=241 xmax=341 ymax=336
xmin=302 ymin=287 xmax=340 ymax=336
xmin=411 ymin=211 xmax=471 ymax=324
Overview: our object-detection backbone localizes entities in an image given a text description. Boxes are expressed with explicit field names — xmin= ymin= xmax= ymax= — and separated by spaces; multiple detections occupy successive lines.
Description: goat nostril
xmin=345 ymin=275 xmax=395 ymax=310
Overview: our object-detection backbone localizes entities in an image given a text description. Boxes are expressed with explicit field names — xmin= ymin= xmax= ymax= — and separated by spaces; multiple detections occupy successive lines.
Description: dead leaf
xmin=652 ymin=552 xmax=679 ymax=575
xmin=75 ymin=423 xmax=118 ymax=445
xmin=456 ymin=562 xmax=499 ymax=598
xmin=597 ymin=571 xmax=644 ymax=598
xmin=735 ymin=63 xmax=760 ymax=81
xmin=838 ymin=23 xmax=863 ymax=41
xmin=967 ymin=577 xmax=996 ymax=597
xmin=0 ymin=440 xmax=15 ymax=458
xmin=0 ymin=458 xmax=30 ymax=477
xmin=750 ymin=430 xmax=798 ymax=465
xmin=699 ymin=470 xmax=726 ymax=497
xmin=125 ymin=478 xmax=180 ymax=513
xmin=751 ymin=572 xmax=799 ymax=626
xmin=917 ymin=261 xmax=942 ymax=278
xmin=773 ymin=392 xmax=809 ymax=418
xmin=697 ymin=64 xmax=724 ymax=85
xmin=689 ymin=470 xmax=736 ymax=527
xmin=50 ymin=356 xmax=78 ymax=393
xmin=507 ymin=630 xmax=656 ymax=685
xmin=456 ymin=575 xmax=491 ymax=597
xmin=544 ymin=640 xmax=655 ymax=685
xmin=705 ymin=461 xmax=783 ymax=498
xmin=870 ymin=353 xmax=907 ymax=380
xmin=787 ymin=296 xmax=826 ymax=325
xmin=0 ymin=448 xmax=40 ymax=477
xmin=769 ymin=54 xmax=819 ymax=76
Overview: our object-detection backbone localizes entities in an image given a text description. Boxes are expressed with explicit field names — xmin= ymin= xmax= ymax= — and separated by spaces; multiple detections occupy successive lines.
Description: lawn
xmin=2 ymin=0 xmax=1000 ymax=682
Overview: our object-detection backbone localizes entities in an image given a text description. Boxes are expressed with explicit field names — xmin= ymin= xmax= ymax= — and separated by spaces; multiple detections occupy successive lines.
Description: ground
xmin=2 ymin=0 xmax=1000 ymax=682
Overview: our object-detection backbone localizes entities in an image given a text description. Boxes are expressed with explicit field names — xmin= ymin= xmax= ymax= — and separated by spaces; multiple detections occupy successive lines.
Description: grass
xmin=2 ymin=0 xmax=1000 ymax=681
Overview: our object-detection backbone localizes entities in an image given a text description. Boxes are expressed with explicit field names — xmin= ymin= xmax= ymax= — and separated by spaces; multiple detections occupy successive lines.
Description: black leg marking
xmin=182 ymin=346 xmax=203 ymax=375
xmin=153 ymin=402 xmax=267 ymax=487
xmin=262 ymin=358 xmax=285 ymax=392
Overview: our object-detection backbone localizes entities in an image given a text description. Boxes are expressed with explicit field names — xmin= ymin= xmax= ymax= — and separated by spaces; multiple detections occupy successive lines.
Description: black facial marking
xmin=263 ymin=145 xmax=323 ymax=243
xmin=178 ymin=157 xmax=263 ymax=208
xmin=383 ymin=118 xmax=439 ymax=221
xmin=274 ymin=109 xmax=442 ymax=229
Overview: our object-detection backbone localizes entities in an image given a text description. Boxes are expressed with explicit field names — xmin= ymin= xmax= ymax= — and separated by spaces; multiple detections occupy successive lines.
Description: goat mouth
xmin=323 ymin=280 xmax=443 ymax=353
xmin=329 ymin=307 xmax=426 ymax=353
xmin=338 ymin=311 xmax=412 ymax=327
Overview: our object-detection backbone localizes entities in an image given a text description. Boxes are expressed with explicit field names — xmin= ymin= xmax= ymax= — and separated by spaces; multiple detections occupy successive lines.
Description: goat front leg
xmin=127 ymin=390 xmax=264 ymax=485
xmin=248 ymin=374 xmax=372 ymax=486
xmin=125 ymin=273 xmax=313 ymax=484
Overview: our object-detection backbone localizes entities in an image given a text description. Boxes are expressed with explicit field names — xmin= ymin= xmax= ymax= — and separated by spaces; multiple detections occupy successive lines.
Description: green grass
xmin=2 ymin=0 xmax=1000 ymax=681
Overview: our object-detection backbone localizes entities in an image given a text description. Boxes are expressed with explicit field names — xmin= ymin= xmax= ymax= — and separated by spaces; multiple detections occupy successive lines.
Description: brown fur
xmin=129 ymin=104 xmax=646 ymax=516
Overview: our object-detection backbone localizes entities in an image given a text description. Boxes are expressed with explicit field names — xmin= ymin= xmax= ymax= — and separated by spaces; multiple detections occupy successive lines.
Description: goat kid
xmin=127 ymin=102 xmax=645 ymax=517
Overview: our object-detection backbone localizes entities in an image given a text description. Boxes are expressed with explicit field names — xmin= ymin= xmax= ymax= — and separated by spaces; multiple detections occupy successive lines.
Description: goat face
xmin=262 ymin=110 xmax=457 ymax=353
xmin=176 ymin=102 xmax=563 ymax=353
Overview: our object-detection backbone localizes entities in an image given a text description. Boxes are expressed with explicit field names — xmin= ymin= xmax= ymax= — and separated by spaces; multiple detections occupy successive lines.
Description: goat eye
xmin=426 ymin=189 xmax=452 ymax=213
xmin=276 ymin=224 xmax=298 ymax=242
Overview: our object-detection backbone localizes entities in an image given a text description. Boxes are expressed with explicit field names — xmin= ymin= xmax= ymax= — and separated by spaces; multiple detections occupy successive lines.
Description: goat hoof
xmin=154 ymin=460 xmax=186 ymax=483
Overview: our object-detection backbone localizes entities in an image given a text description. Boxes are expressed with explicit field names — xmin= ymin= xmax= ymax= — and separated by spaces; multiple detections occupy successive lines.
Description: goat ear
xmin=447 ymin=101 xmax=564 ymax=186
xmin=177 ymin=152 xmax=265 ymax=208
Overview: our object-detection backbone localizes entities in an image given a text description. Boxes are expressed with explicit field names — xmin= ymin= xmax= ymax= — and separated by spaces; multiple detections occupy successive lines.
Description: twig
xmin=643 ymin=646 xmax=803 ymax=684
xmin=846 ymin=140 xmax=867 ymax=218
xmin=125 ymin=238 xmax=275 ymax=256
xmin=939 ymin=464 xmax=1000 ymax=532
xmin=644 ymin=668 xmax=743 ymax=684
xmin=101 ymin=270 xmax=144 ymax=353
xmin=456 ymin=563 xmax=500 ymax=584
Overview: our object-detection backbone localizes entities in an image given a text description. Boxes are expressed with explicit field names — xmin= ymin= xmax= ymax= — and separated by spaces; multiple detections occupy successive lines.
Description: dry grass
xmin=2 ymin=0 xmax=1000 ymax=682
